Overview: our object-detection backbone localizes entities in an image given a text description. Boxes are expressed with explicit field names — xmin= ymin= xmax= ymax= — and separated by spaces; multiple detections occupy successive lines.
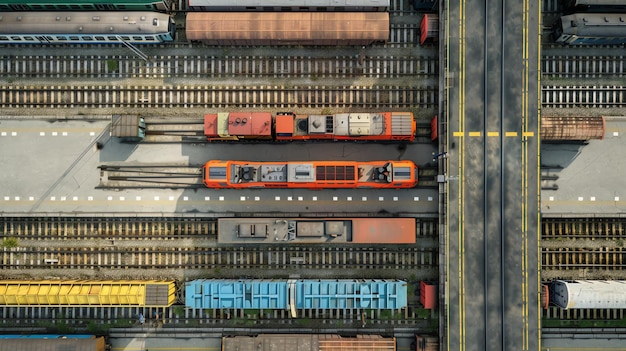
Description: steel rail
xmin=0 ymin=55 xmax=438 ymax=79
xmin=0 ymin=85 xmax=436 ymax=109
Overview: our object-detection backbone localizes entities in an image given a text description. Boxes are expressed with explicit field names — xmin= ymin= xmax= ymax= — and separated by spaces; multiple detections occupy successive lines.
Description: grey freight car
xmin=186 ymin=0 xmax=389 ymax=12
xmin=554 ymin=13 xmax=626 ymax=45
xmin=0 ymin=11 xmax=175 ymax=44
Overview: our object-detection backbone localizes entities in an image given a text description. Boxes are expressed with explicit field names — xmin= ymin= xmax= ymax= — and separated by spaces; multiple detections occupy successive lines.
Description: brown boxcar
xmin=541 ymin=116 xmax=605 ymax=141
xmin=222 ymin=334 xmax=395 ymax=351
xmin=186 ymin=12 xmax=389 ymax=46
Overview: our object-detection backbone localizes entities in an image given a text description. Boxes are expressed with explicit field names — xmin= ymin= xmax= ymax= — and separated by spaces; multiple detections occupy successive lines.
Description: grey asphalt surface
xmin=444 ymin=0 xmax=540 ymax=350
xmin=0 ymin=118 xmax=438 ymax=215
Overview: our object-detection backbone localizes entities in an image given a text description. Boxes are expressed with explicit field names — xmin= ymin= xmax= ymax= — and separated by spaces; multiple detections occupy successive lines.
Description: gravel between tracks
xmin=0 ymin=267 xmax=438 ymax=281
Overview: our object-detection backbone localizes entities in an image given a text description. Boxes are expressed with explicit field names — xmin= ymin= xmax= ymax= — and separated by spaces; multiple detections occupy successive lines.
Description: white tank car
xmin=551 ymin=280 xmax=626 ymax=309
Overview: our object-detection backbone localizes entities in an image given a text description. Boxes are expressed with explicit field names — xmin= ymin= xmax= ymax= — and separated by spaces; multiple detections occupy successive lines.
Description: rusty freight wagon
xmin=541 ymin=116 xmax=605 ymax=141
xmin=186 ymin=12 xmax=389 ymax=45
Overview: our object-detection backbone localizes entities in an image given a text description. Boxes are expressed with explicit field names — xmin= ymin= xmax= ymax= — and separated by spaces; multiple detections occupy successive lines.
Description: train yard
xmin=1 ymin=0 xmax=626 ymax=351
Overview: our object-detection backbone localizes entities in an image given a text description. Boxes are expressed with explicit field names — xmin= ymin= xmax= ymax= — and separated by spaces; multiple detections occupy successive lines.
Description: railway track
xmin=0 ymin=216 xmax=439 ymax=241
xmin=543 ymin=247 xmax=626 ymax=270
xmin=544 ymin=306 xmax=626 ymax=321
xmin=2 ymin=302 xmax=429 ymax=328
xmin=0 ymin=55 xmax=438 ymax=79
xmin=98 ymin=164 xmax=204 ymax=189
xmin=542 ymin=55 xmax=626 ymax=78
xmin=3 ymin=84 xmax=624 ymax=110
xmin=0 ymin=85 xmax=436 ymax=109
xmin=6 ymin=54 xmax=625 ymax=81
xmin=542 ymin=218 xmax=626 ymax=240
xmin=0 ymin=246 xmax=437 ymax=271
xmin=542 ymin=85 xmax=626 ymax=108
xmin=388 ymin=24 xmax=420 ymax=47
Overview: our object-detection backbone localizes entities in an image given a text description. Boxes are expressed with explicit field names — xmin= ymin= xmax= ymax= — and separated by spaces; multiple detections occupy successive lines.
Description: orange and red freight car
xmin=203 ymin=160 xmax=418 ymax=189
xmin=203 ymin=111 xmax=416 ymax=142
xmin=218 ymin=217 xmax=417 ymax=244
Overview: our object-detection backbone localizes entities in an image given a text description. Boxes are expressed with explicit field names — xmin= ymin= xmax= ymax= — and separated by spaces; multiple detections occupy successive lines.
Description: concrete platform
xmin=0 ymin=117 xmax=438 ymax=215
xmin=541 ymin=118 xmax=626 ymax=215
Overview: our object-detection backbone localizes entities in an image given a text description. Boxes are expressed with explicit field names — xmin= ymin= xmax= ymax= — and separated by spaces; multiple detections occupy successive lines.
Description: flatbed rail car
xmin=186 ymin=12 xmax=389 ymax=46
xmin=202 ymin=160 xmax=418 ymax=189
xmin=0 ymin=0 xmax=169 ymax=11
xmin=218 ymin=217 xmax=417 ymax=244
xmin=204 ymin=111 xmax=416 ymax=142
xmin=222 ymin=334 xmax=396 ymax=351
xmin=187 ymin=0 xmax=390 ymax=12
xmin=554 ymin=13 xmax=626 ymax=45
xmin=0 ymin=11 xmax=175 ymax=44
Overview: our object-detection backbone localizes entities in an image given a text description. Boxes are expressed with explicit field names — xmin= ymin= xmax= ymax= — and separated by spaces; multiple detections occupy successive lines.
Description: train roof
xmin=559 ymin=13 xmax=626 ymax=37
xmin=185 ymin=279 xmax=407 ymax=310
xmin=186 ymin=12 xmax=389 ymax=45
xmin=185 ymin=279 xmax=288 ymax=309
xmin=204 ymin=112 xmax=272 ymax=137
xmin=0 ymin=11 xmax=172 ymax=35
xmin=217 ymin=218 xmax=416 ymax=244
xmin=222 ymin=334 xmax=395 ymax=351
xmin=188 ymin=0 xmax=390 ymax=7
xmin=295 ymin=279 xmax=407 ymax=309
xmin=204 ymin=159 xmax=417 ymax=189
xmin=0 ymin=280 xmax=176 ymax=307
xmin=551 ymin=280 xmax=626 ymax=309
xmin=419 ymin=281 xmax=437 ymax=309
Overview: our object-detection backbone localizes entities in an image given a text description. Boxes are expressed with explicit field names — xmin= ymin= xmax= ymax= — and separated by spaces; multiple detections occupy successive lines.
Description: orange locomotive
xmin=203 ymin=111 xmax=416 ymax=142
xmin=203 ymin=160 xmax=418 ymax=189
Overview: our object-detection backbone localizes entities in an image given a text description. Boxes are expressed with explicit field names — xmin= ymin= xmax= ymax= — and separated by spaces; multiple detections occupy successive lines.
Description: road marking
xmin=453 ymin=131 xmax=464 ymax=137
xmin=506 ymin=132 xmax=518 ymax=137
xmin=523 ymin=131 xmax=534 ymax=137
xmin=487 ymin=132 xmax=499 ymax=137
xmin=468 ymin=131 xmax=481 ymax=137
